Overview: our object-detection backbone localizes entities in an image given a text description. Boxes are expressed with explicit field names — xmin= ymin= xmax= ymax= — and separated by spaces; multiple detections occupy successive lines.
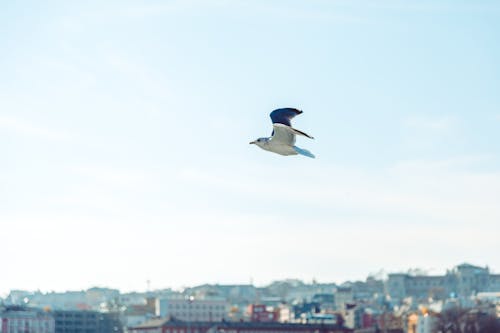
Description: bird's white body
xmin=251 ymin=123 xmax=315 ymax=158
xmin=253 ymin=138 xmax=298 ymax=156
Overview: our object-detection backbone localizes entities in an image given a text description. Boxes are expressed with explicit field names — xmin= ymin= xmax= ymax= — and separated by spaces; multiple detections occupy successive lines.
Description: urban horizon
xmin=3 ymin=262 xmax=500 ymax=332
xmin=3 ymin=261 xmax=498 ymax=296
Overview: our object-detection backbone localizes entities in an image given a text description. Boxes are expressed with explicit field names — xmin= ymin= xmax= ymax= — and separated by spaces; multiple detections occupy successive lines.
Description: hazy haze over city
xmin=1 ymin=0 xmax=500 ymax=296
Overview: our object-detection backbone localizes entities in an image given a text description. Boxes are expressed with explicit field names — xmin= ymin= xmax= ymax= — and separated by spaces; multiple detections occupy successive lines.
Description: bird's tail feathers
xmin=294 ymin=146 xmax=315 ymax=158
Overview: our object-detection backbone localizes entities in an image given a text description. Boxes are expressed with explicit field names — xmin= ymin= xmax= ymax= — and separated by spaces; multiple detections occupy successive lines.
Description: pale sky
xmin=1 ymin=0 xmax=500 ymax=296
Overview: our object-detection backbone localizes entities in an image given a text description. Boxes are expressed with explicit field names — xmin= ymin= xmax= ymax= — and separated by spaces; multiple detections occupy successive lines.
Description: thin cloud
xmin=105 ymin=53 xmax=174 ymax=110
xmin=73 ymin=165 xmax=149 ymax=187
xmin=113 ymin=0 xmax=364 ymax=23
xmin=177 ymin=156 xmax=500 ymax=226
xmin=349 ymin=0 xmax=500 ymax=13
xmin=237 ymin=1 xmax=365 ymax=23
xmin=0 ymin=116 xmax=69 ymax=140
xmin=402 ymin=114 xmax=457 ymax=132
xmin=113 ymin=0 xmax=231 ymax=19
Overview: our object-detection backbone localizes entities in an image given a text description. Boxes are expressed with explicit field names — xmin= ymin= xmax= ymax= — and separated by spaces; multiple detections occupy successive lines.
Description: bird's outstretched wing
xmin=270 ymin=108 xmax=303 ymax=126
xmin=269 ymin=108 xmax=314 ymax=139
xmin=271 ymin=123 xmax=314 ymax=145
xmin=271 ymin=123 xmax=297 ymax=145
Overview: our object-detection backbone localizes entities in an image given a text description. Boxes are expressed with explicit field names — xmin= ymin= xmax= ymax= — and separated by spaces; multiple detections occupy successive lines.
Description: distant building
xmin=415 ymin=314 xmax=437 ymax=333
xmin=7 ymin=288 xmax=120 ymax=311
xmin=476 ymin=292 xmax=500 ymax=303
xmin=129 ymin=318 xmax=352 ymax=333
xmin=123 ymin=298 xmax=157 ymax=328
xmin=377 ymin=313 xmax=404 ymax=333
xmin=360 ymin=309 xmax=378 ymax=330
xmin=86 ymin=288 xmax=120 ymax=305
xmin=186 ymin=285 xmax=257 ymax=305
xmin=311 ymin=294 xmax=335 ymax=311
xmin=53 ymin=310 xmax=122 ymax=333
xmin=4 ymin=291 xmax=33 ymax=306
xmin=334 ymin=287 xmax=353 ymax=311
xmin=1 ymin=306 xmax=55 ymax=333
xmin=387 ymin=263 xmax=500 ymax=302
xmin=292 ymin=302 xmax=320 ymax=320
xmin=453 ymin=263 xmax=490 ymax=297
xmin=488 ymin=274 xmax=500 ymax=292
xmin=300 ymin=313 xmax=342 ymax=325
xmin=156 ymin=298 xmax=227 ymax=322
xmin=263 ymin=280 xmax=337 ymax=304
xmin=278 ymin=305 xmax=293 ymax=323
xmin=387 ymin=274 xmax=447 ymax=302
xmin=247 ymin=304 xmax=279 ymax=323
xmin=349 ymin=278 xmax=384 ymax=301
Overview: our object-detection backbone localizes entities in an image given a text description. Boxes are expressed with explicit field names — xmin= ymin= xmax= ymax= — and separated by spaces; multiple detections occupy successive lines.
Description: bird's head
xmin=249 ymin=137 xmax=268 ymax=147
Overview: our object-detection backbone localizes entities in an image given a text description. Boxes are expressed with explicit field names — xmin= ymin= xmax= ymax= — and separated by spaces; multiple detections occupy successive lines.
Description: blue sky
xmin=1 ymin=0 xmax=500 ymax=295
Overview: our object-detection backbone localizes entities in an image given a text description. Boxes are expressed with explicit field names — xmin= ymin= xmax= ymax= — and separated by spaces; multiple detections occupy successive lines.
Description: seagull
xmin=250 ymin=108 xmax=315 ymax=158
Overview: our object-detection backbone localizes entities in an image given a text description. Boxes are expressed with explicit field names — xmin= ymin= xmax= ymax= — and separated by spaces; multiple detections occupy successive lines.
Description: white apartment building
xmin=0 ymin=307 xmax=55 ymax=333
xmin=156 ymin=298 xmax=227 ymax=322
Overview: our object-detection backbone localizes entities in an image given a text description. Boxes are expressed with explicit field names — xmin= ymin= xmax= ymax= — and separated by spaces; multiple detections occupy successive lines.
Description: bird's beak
xmin=249 ymin=141 xmax=256 ymax=144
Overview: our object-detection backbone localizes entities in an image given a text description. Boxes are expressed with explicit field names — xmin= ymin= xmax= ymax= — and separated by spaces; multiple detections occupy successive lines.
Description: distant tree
xmin=336 ymin=313 xmax=345 ymax=328
xmin=435 ymin=306 xmax=468 ymax=333
xmin=477 ymin=311 xmax=500 ymax=333
xmin=434 ymin=306 xmax=500 ymax=333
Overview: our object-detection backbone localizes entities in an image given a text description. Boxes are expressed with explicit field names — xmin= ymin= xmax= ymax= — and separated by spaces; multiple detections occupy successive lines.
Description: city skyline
xmin=2 ymin=1 xmax=500 ymax=295
xmin=2 ymin=261 xmax=499 ymax=297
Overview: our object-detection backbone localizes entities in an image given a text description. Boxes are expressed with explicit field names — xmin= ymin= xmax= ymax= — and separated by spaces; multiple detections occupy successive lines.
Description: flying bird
xmin=250 ymin=108 xmax=315 ymax=158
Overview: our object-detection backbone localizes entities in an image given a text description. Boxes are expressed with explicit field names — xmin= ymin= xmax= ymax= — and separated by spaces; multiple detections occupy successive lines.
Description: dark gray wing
xmin=270 ymin=108 xmax=303 ymax=126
